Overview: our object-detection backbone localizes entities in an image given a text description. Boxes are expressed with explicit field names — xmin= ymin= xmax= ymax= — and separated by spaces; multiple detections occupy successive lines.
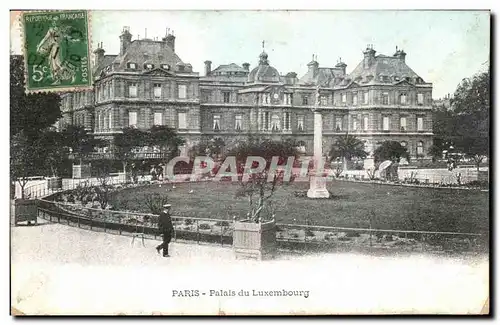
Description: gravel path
xmin=11 ymin=221 xmax=489 ymax=315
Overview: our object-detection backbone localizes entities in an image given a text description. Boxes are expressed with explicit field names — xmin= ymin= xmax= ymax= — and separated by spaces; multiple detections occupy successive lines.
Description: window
xmin=154 ymin=83 xmax=162 ymax=99
xmin=103 ymin=114 xmax=108 ymax=130
xmin=178 ymin=112 xmax=187 ymax=129
xmin=302 ymin=95 xmax=309 ymax=105
xmin=223 ymin=92 xmax=230 ymax=103
xmin=341 ymin=93 xmax=347 ymax=103
xmin=320 ymin=96 xmax=327 ymax=106
xmin=335 ymin=117 xmax=342 ymax=132
xmin=400 ymin=117 xmax=407 ymax=131
xmin=262 ymin=93 xmax=271 ymax=104
xmin=271 ymin=114 xmax=280 ymax=131
xmin=363 ymin=92 xmax=369 ymax=104
xmin=363 ymin=116 xmax=369 ymax=131
xmin=284 ymin=94 xmax=292 ymax=105
xmin=144 ymin=63 xmax=154 ymax=70
xmin=352 ymin=117 xmax=358 ymax=131
xmin=235 ymin=114 xmax=242 ymax=131
xmin=417 ymin=93 xmax=424 ymax=105
xmin=128 ymin=111 xmax=137 ymax=127
xmin=417 ymin=141 xmax=424 ymax=156
xmin=161 ymin=64 xmax=171 ymax=70
xmin=352 ymin=93 xmax=358 ymax=106
xmin=417 ymin=117 xmax=424 ymax=131
xmin=383 ymin=116 xmax=390 ymax=131
xmin=400 ymin=93 xmax=407 ymax=105
xmin=108 ymin=110 xmax=113 ymax=129
xmin=154 ymin=112 xmax=163 ymax=126
xmin=213 ymin=115 xmax=221 ymax=131
xmin=127 ymin=62 xmax=137 ymax=69
xmin=128 ymin=83 xmax=138 ymax=98
xmin=178 ymin=85 xmax=187 ymax=99
xmin=283 ymin=112 xmax=291 ymax=131
xmin=264 ymin=112 xmax=270 ymax=130
xmin=297 ymin=115 xmax=304 ymax=131
xmin=382 ymin=92 xmax=389 ymax=105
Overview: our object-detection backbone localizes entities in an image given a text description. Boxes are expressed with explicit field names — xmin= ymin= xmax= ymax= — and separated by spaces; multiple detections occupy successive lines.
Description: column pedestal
xmin=307 ymin=110 xmax=330 ymax=199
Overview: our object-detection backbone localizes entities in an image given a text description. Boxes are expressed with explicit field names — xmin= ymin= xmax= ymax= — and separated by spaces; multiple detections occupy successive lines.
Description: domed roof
xmin=247 ymin=51 xmax=280 ymax=83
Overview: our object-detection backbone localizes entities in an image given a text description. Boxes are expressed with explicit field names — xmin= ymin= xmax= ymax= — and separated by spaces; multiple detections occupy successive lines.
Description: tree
xmin=229 ymin=138 xmax=299 ymax=223
xmin=113 ymin=127 xmax=148 ymax=179
xmin=373 ymin=141 xmax=410 ymax=164
xmin=38 ymin=130 xmax=67 ymax=177
xmin=61 ymin=125 xmax=106 ymax=165
xmin=328 ymin=133 xmax=368 ymax=170
xmin=10 ymin=55 xmax=61 ymax=139
xmin=146 ymin=125 xmax=185 ymax=163
xmin=10 ymin=132 xmax=47 ymax=198
xmin=450 ymin=70 xmax=490 ymax=171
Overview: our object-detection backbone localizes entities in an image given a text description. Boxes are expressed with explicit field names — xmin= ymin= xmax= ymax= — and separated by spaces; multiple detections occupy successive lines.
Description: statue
xmin=312 ymin=85 xmax=321 ymax=112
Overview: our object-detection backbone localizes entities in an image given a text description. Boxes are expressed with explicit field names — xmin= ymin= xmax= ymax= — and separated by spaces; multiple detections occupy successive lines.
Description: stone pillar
xmin=307 ymin=110 xmax=330 ymax=198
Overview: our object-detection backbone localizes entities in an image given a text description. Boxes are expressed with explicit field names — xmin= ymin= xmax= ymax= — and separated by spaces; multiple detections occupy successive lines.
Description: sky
xmin=10 ymin=10 xmax=490 ymax=99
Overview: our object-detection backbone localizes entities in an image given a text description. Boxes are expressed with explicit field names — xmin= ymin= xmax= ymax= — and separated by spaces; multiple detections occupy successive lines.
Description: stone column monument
xmin=307 ymin=85 xmax=330 ymax=199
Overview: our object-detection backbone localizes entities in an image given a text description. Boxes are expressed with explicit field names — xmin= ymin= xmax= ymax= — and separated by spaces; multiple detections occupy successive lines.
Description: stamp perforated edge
xmin=19 ymin=10 xmax=94 ymax=95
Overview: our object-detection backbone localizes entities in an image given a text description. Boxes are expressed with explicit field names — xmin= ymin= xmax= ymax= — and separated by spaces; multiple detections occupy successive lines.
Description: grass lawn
xmin=109 ymin=180 xmax=489 ymax=234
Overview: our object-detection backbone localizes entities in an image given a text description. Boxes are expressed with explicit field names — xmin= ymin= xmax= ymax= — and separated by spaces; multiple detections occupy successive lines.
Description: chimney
xmin=335 ymin=57 xmax=347 ymax=76
xmin=307 ymin=54 xmax=319 ymax=77
xmin=204 ymin=60 xmax=212 ymax=76
xmin=242 ymin=62 xmax=250 ymax=71
xmin=393 ymin=46 xmax=406 ymax=63
xmin=162 ymin=28 xmax=176 ymax=52
xmin=119 ymin=26 xmax=132 ymax=55
xmin=363 ymin=44 xmax=376 ymax=69
xmin=93 ymin=42 xmax=105 ymax=68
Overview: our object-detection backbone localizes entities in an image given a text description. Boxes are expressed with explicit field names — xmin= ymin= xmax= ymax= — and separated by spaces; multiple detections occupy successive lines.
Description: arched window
xmin=417 ymin=141 xmax=424 ymax=156
xmin=271 ymin=114 xmax=280 ymax=131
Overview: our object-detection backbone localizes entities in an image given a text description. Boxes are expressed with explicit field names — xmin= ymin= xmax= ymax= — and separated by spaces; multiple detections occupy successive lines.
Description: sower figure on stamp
xmin=156 ymin=204 xmax=174 ymax=257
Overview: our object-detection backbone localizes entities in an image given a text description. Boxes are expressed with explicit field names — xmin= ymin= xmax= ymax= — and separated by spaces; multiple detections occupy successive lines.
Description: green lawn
xmin=109 ymin=180 xmax=489 ymax=234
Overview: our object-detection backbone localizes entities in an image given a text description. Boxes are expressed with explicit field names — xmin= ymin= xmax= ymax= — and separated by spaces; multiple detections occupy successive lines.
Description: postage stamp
xmin=21 ymin=10 xmax=92 ymax=93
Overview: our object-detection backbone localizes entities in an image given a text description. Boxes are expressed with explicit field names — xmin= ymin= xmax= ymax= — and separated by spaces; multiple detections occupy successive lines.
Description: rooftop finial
xmin=262 ymin=40 xmax=265 ymax=51
xmin=396 ymin=45 xmax=399 ymax=51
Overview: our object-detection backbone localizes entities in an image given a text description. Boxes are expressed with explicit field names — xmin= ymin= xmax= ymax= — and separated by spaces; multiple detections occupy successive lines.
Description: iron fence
xmin=37 ymin=199 xmax=233 ymax=246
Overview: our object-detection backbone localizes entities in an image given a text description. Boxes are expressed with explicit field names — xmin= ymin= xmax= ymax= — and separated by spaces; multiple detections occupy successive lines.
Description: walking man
xmin=156 ymin=204 xmax=174 ymax=257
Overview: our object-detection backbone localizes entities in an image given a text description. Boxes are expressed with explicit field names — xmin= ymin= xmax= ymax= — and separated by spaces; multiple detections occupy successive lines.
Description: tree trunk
xmin=342 ymin=156 xmax=348 ymax=171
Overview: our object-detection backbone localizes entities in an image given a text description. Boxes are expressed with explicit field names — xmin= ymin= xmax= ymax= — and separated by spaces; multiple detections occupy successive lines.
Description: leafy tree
xmin=10 ymin=55 xmax=61 ymax=139
xmin=38 ymin=130 xmax=66 ymax=177
xmin=450 ymin=70 xmax=490 ymax=171
xmin=328 ymin=133 xmax=368 ymax=170
xmin=373 ymin=141 xmax=410 ymax=164
xmin=113 ymin=127 xmax=148 ymax=178
xmin=10 ymin=132 xmax=46 ymax=198
xmin=61 ymin=125 xmax=106 ymax=165
xmin=146 ymin=125 xmax=185 ymax=162
xmin=190 ymin=138 xmax=225 ymax=160
xmin=229 ymin=138 xmax=299 ymax=223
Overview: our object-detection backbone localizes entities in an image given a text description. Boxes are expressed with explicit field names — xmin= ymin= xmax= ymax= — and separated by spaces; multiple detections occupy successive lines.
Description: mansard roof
xmin=299 ymin=67 xmax=345 ymax=86
xmin=347 ymin=54 xmax=424 ymax=85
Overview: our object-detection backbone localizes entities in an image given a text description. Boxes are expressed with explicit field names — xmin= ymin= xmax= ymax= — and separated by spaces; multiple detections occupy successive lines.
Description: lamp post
xmin=307 ymin=85 xmax=330 ymax=198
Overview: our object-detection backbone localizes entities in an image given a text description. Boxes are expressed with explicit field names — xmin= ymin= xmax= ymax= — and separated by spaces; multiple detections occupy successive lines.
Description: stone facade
xmin=59 ymin=28 xmax=433 ymax=159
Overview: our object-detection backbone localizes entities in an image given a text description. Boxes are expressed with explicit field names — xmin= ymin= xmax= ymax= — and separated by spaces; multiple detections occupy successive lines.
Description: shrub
xmin=199 ymin=223 xmax=211 ymax=230
xmin=290 ymin=232 xmax=299 ymax=239
xmin=337 ymin=236 xmax=351 ymax=241
xmin=184 ymin=219 xmax=194 ymax=226
xmin=215 ymin=220 xmax=230 ymax=227
xmin=324 ymin=233 xmax=335 ymax=241
xmin=305 ymin=228 xmax=315 ymax=237
xmin=345 ymin=230 xmax=361 ymax=238
xmin=67 ymin=194 xmax=75 ymax=203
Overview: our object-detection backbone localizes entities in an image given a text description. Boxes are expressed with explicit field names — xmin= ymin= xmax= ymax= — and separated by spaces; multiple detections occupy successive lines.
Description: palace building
xmin=59 ymin=27 xmax=433 ymax=160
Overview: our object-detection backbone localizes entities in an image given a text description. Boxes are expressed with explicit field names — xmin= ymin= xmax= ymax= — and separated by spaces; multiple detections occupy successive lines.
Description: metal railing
xmin=274 ymin=223 xmax=487 ymax=254
xmin=37 ymin=199 xmax=233 ymax=246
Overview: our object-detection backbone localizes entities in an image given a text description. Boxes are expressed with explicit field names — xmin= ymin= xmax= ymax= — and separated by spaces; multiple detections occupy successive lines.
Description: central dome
xmin=247 ymin=51 xmax=280 ymax=83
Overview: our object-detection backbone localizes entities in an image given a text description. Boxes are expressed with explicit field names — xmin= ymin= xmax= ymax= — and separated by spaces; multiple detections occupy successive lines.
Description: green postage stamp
xmin=22 ymin=10 xmax=92 ymax=93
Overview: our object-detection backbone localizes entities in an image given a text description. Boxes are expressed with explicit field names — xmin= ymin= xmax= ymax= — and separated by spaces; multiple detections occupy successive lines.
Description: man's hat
xmin=163 ymin=204 xmax=172 ymax=208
